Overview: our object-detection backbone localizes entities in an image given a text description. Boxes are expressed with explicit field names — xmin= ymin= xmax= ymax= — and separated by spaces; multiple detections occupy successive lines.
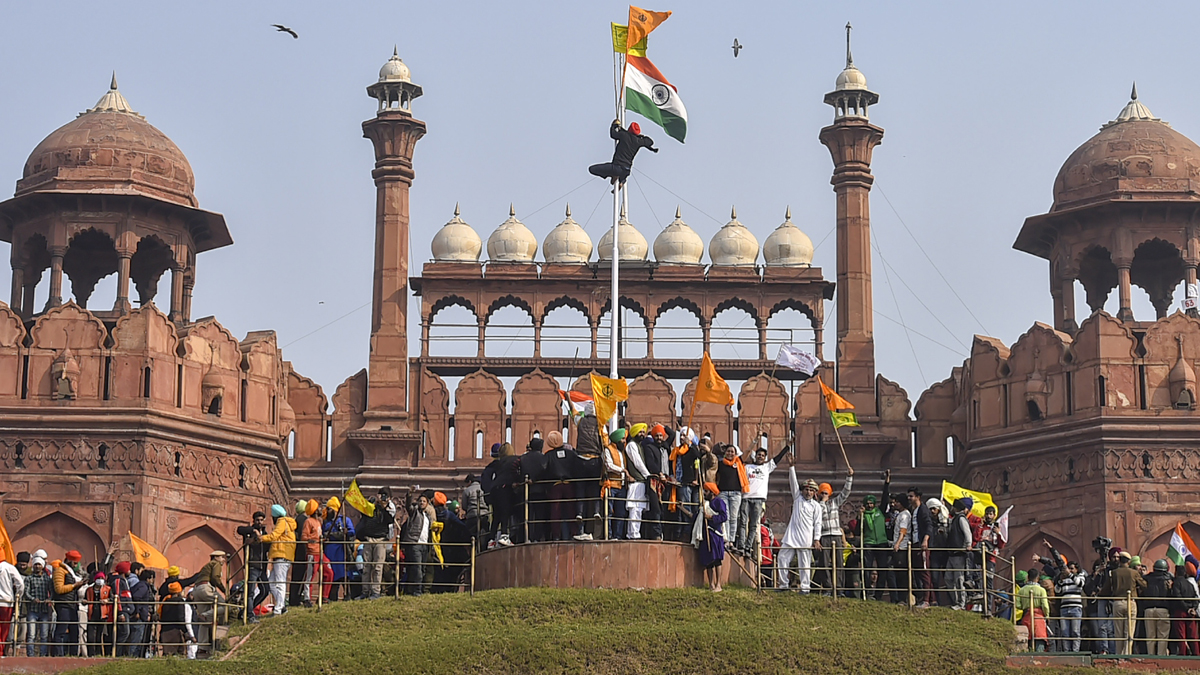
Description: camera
xmin=1092 ymin=535 xmax=1112 ymax=552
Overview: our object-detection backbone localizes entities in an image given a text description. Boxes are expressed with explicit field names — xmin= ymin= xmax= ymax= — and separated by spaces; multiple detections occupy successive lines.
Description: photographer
xmin=236 ymin=512 xmax=270 ymax=620
xmin=1085 ymin=538 xmax=1117 ymax=654
xmin=356 ymin=488 xmax=396 ymax=600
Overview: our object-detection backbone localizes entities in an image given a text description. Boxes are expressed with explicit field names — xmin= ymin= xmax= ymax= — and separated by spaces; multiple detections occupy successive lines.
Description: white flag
xmin=775 ymin=344 xmax=821 ymax=376
xmin=995 ymin=505 xmax=1013 ymax=547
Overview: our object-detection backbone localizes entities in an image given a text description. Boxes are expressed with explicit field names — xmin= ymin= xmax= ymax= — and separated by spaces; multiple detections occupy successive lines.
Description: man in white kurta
xmin=777 ymin=465 xmax=823 ymax=591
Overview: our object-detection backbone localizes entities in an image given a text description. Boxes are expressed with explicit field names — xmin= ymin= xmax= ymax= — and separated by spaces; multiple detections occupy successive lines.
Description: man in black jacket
xmin=1143 ymin=559 xmax=1174 ymax=656
xmin=124 ymin=564 xmax=153 ymax=657
xmin=543 ymin=431 xmax=579 ymax=541
xmin=235 ymin=511 xmax=269 ymax=620
xmin=588 ymin=120 xmax=658 ymax=187
xmin=638 ymin=425 xmax=666 ymax=541
xmin=907 ymin=487 xmax=936 ymax=608
xmin=520 ymin=438 xmax=549 ymax=543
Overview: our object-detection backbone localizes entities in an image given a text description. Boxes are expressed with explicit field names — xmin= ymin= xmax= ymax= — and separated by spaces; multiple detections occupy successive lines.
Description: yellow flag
xmin=590 ymin=373 xmax=629 ymax=425
xmin=817 ymin=375 xmax=854 ymax=412
xmin=830 ymin=411 xmax=860 ymax=429
xmin=345 ymin=479 xmax=376 ymax=517
xmin=611 ymin=23 xmax=648 ymax=57
xmin=0 ymin=519 xmax=15 ymax=565
xmin=695 ymin=352 xmax=734 ymax=406
xmin=627 ymin=5 xmax=671 ymax=52
xmin=941 ymin=480 xmax=997 ymax=519
xmin=128 ymin=532 xmax=169 ymax=569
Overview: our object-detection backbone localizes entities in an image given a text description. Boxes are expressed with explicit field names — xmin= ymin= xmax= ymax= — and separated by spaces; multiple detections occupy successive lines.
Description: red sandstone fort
xmin=3 ymin=47 xmax=1200 ymax=577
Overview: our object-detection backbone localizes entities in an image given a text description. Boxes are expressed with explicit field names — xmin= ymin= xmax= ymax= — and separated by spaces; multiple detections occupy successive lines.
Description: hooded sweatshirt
xmin=259 ymin=516 xmax=298 ymax=560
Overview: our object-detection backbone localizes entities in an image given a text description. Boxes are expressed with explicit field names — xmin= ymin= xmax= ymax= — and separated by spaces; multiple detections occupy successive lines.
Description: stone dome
xmin=835 ymin=65 xmax=869 ymax=91
xmin=486 ymin=205 xmax=538 ymax=262
xmin=1052 ymin=88 xmax=1200 ymax=210
xmin=431 ymin=204 xmax=482 ymax=262
xmin=379 ymin=47 xmax=411 ymax=82
xmin=653 ymin=207 xmax=704 ymax=264
xmin=542 ymin=205 xmax=592 ymax=263
xmin=18 ymin=76 xmax=197 ymax=208
xmin=709 ymin=207 xmax=759 ymax=266
xmin=597 ymin=207 xmax=649 ymax=261
xmin=763 ymin=207 xmax=814 ymax=266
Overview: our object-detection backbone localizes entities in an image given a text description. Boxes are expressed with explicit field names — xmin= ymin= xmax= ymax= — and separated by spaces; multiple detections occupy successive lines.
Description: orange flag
xmin=0 ymin=519 xmax=15 ymax=565
xmin=627 ymin=5 xmax=671 ymax=52
xmin=695 ymin=352 xmax=734 ymax=406
xmin=128 ymin=532 xmax=170 ymax=569
xmin=817 ymin=376 xmax=854 ymax=411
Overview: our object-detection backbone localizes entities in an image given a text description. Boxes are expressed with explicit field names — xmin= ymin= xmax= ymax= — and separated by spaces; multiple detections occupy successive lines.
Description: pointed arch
xmin=167 ymin=523 xmax=238 ymax=578
xmin=428 ymin=294 xmax=478 ymax=324
xmin=542 ymin=295 xmax=590 ymax=324
xmin=11 ymin=511 xmax=107 ymax=565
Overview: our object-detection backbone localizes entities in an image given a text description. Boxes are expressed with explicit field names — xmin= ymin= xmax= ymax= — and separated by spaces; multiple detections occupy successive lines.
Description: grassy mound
xmin=71 ymin=587 xmax=1190 ymax=675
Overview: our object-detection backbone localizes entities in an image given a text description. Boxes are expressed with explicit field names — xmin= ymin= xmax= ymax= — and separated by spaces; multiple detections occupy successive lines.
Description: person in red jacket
xmin=759 ymin=520 xmax=780 ymax=588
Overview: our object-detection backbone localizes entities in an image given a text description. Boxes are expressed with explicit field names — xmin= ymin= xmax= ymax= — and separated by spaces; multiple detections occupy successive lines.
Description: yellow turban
xmin=168 ymin=566 xmax=181 ymax=577
xmin=630 ymin=423 xmax=648 ymax=437
xmin=327 ymin=496 xmax=341 ymax=512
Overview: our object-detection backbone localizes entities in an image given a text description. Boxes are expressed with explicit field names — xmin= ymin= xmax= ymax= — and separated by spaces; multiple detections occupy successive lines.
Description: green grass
xmin=69 ymin=588 xmax=1200 ymax=675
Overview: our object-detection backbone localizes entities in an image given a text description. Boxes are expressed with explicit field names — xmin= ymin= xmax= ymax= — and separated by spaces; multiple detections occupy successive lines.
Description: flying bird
xmin=272 ymin=24 xmax=298 ymax=39
xmin=731 ymin=38 xmax=742 ymax=57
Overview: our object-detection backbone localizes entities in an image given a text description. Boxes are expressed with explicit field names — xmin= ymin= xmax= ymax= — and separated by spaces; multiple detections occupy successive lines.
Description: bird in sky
xmin=731 ymin=38 xmax=742 ymax=57
xmin=272 ymin=24 xmax=298 ymax=39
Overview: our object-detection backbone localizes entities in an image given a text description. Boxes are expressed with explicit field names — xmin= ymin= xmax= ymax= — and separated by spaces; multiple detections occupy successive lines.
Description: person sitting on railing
xmin=1170 ymin=562 xmax=1199 ymax=656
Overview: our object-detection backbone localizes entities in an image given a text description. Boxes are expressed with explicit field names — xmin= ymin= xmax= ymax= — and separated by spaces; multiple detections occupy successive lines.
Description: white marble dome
xmin=543 ymin=204 xmax=593 ymax=263
xmin=597 ymin=207 xmax=648 ymax=261
xmin=763 ymin=207 xmax=814 ymax=267
xmin=379 ymin=47 xmax=411 ymax=82
xmin=486 ymin=205 xmax=538 ymax=262
xmin=709 ymin=207 xmax=759 ymax=266
xmin=835 ymin=65 xmax=868 ymax=91
xmin=653 ymin=207 xmax=704 ymax=264
xmin=431 ymin=204 xmax=482 ymax=262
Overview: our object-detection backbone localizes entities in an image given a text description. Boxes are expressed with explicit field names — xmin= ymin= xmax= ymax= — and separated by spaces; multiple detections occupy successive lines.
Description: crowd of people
xmin=1014 ymin=539 xmax=1200 ymax=656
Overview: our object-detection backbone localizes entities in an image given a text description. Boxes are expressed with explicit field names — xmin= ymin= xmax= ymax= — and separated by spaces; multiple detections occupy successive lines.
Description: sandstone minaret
xmin=358 ymin=48 xmax=425 ymax=443
xmin=819 ymin=24 xmax=884 ymax=419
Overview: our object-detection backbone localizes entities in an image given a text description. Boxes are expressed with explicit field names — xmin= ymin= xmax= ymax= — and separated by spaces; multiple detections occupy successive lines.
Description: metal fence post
xmin=317 ymin=530 xmax=324 ymax=612
xmin=981 ymin=546 xmax=990 ymax=619
xmin=831 ymin=540 xmax=839 ymax=602
xmin=470 ymin=538 xmax=476 ymax=597
xmin=523 ymin=481 xmax=530 ymax=544
xmin=111 ymin=590 xmax=118 ymax=657
xmin=1127 ymin=590 xmax=1133 ymax=655
xmin=603 ymin=488 xmax=610 ymax=541
xmin=907 ymin=546 xmax=915 ymax=611
xmin=394 ymin=536 xmax=401 ymax=600
xmin=211 ymin=593 xmax=218 ymax=656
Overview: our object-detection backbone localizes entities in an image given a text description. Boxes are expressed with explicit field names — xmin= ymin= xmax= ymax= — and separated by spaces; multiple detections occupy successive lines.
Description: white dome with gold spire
xmin=431 ymin=204 xmax=482 ymax=262
xmin=653 ymin=207 xmax=704 ymax=264
xmin=709 ymin=207 xmax=759 ymax=266
xmin=486 ymin=205 xmax=538 ymax=262
xmin=597 ymin=206 xmax=649 ymax=261
xmin=379 ymin=46 xmax=412 ymax=82
xmin=542 ymin=204 xmax=593 ymax=263
xmin=763 ymin=207 xmax=814 ymax=267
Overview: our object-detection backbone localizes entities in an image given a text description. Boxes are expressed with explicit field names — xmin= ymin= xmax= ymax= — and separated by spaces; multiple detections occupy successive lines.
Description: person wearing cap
xmin=588 ymin=119 xmax=658 ymax=188
xmin=237 ymin=511 xmax=270 ymax=617
xmin=777 ymin=457 xmax=824 ymax=592
xmin=460 ymin=474 xmax=487 ymax=549
xmin=51 ymin=550 xmax=85 ymax=656
xmin=814 ymin=467 xmax=853 ymax=594
xmin=742 ymin=444 xmax=790 ymax=557
xmin=20 ymin=554 xmax=51 ymax=657
xmin=602 ymin=429 xmax=630 ymax=540
xmin=715 ymin=444 xmax=749 ymax=557
xmin=1101 ymin=551 xmax=1146 ymax=654
xmin=944 ymin=498 xmax=974 ymax=610
xmin=259 ymin=503 xmax=298 ymax=614
xmin=1017 ymin=568 xmax=1050 ymax=651
xmin=321 ymin=498 xmax=356 ymax=602
xmin=195 ymin=550 xmax=228 ymax=596
xmin=1141 ymin=558 xmax=1173 ymax=656
xmin=1170 ymin=562 xmax=1200 ymax=655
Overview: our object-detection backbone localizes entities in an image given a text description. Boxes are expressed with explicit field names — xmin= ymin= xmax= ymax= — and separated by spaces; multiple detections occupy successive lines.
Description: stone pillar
xmin=46 ymin=247 xmax=65 ymax=310
xmin=9 ymin=265 xmax=23 ymax=315
xmin=1060 ymin=273 xmax=1077 ymax=333
xmin=477 ymin=318 xmax=486 ymax=358
xmin=22 ymin=283 xmax=35 ymax=319
xmin=645 ymin=322 xmax=654 ymax=359
xmin=182 ymin=270 xmax=195 ymax=323
xmin=533 ymin=318 xmax=542 ymax=358
xmin=1117 ymin=264 xmax=1134 ymax=322
xmin=361 ymin=109 xmax=427 ymax=422
xmin=114 ymin=251 xmax=133 ymax=314
xmin=420 ymin=318 xmax=430 ymax=357
xmin=702 ymin=320 xmax=711 ymax=354
xmin=820 ymin=117 xmax=884 ymax=414
xmin=758 ymin=324 xmax=768 ymax=360
xmin=169 ymin=263 xmax=185 ymax=322
xmin=590 ymin=321 xmax=599 ymax=359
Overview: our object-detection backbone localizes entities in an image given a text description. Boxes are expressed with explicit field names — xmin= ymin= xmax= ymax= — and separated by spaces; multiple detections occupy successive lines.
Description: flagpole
xmin=609 ymin=45 xmax=624 ymax=431
xmin=755 ymin=360 xmax=780 ymax=448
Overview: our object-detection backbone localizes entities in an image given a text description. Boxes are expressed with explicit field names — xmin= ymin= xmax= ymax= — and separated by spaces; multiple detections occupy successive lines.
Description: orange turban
xmin=818 ymin=483 xmax=833 ymax=495
xmin=305 ymin=499 xmax=318 ymax=516
xmin=168 ymin=582 xmax=183 ymax=595
xmin=702 ymin=482 xmax=720 ymax=496
xmin=433 ymin=491 xmax=447 ymax=507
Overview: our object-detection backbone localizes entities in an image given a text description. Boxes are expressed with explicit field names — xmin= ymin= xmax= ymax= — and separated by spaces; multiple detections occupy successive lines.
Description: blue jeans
xmin=122 ymin=622 xmax=147 ymax=657
xmin=1059 ymin=605 xmax=1082 ymax=652
xmin=740 ymin=498 xmax=766 ymax=551
xmin=53 ymin=603 xmax=79 ymax=657
xmin=720 ymin=491 xmax=744 ymax=551
xmin=247 ymin=566 xmax=270 ymax=616
xmin=26 ymin=608 xmax=52 ymax=657
xmin=1095 ymin=600 xmax=1114 ymax=654
xmin=606 ymin=487 xmax=626 ymax=540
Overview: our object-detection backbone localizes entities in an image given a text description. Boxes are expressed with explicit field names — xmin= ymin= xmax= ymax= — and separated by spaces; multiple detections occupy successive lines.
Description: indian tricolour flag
xmin=1168 ymin=523 xmax=1199 ymax=567
xmin=625 ymin=55 xmax=687 ymax=143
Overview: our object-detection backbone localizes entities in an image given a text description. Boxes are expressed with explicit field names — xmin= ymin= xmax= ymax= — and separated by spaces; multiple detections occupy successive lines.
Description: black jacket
xmin=544 ymin=446 xmax=578 ymax=482
xmin=676 ymin=443 xmax=702 ymax=484
xmin=356 ymin=503 xmax=392 ymax=540
xmin=577 ymin=416 xmax=602 ymax=456
xmin=911 ymin=503 xmax=935 ymax=547
xmin=236 ymin=523 xmax=268 ymax=569
xmin=128 ymin=578 xmax=153 ymax=622
xmin=609 ymin=121 xmax=656 ymax=169
xmin=641 ymin=437 xmax=664 ymax=476
xmin=521 ymin=451 xmax=549 ymax=494
xmin=1143 ymin=570 xmax=1174 ymax=610
xmin=1171 ymin=575 xmax=1199 ymax=614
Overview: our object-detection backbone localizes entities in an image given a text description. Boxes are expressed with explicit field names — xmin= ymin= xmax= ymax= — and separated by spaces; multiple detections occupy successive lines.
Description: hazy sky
xmin=0 ymin=1 xmax=1190 ymax=409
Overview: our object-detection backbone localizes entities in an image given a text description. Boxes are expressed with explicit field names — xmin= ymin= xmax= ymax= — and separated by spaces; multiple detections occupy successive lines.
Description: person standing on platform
xmin=259 ymin=503 xmax=298 ymax=613
xmin=520 ymin=437 xmax=548 ymax=543
xmin=742 ymin=445 xmax=788 ymax=555
xmin=603 ymin=429 xmax=630 ymax=540
xmin=716 ymin=445 xmax=748 ymax=556
xmin=322 ymin=499 xmax=355 ymax=603
xmin=624 ymin=424 xmax=654 ymax=539
xmin=907 ymin=487 xmax=936 ymax=608
xmin=1101 ymin=551 xmax=1146 ymax=655
xmin=776 ymin=455 xmax=823 ymax=593
xmin=638 ymin=423 xmax=667 ymax=541
xmin=460 ymin=475 xmax=487 ymax=549
xmin=815 ymin=469 xmax=853 ymax=593
xmin=1170 ymin=562 xmax=1199 ymax=655
xmin=289 ymin=500 xmax=309 ymax=609
xmin=696 ymin=482 xmax=727 ymax=592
